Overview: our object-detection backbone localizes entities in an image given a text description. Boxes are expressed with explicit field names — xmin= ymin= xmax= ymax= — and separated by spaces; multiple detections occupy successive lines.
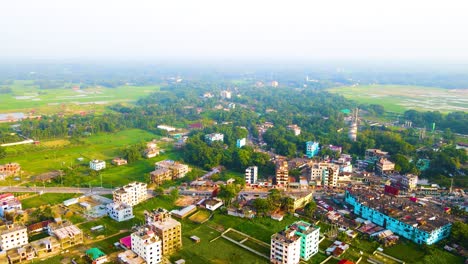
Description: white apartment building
xmin=113 ymin=182 xmax=147 ymax=206
xmin=289 ymin=221 xmax=320 ymax=260
xmin=245 ymin=166 xmax=258 ymax=185
xmin=205 ymin=133 xmax=224 ymax=144
xmin=270 ymin=229 xmax=301 ymax=264
xmin=107 ymin=202 xmax=134 ymax=222
xmin=309 ymin=163 xmax=339 ymax=187
xmin=402 ymin=174 xmax=418 ymax=190
xmin=0 ymin=193 xmax=22 ymax=217
xmin=220 ymin=90 xmax=232 ymax=99
xmin=0 ymin=224 xmax=28 ymax=251
xmin=89 ymin=160 xmax=106 ymax=171
xmin=131 ymin=227 xmax=162 ymax=264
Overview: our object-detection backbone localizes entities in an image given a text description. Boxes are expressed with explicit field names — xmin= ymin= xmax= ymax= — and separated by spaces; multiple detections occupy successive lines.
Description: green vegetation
xmin=0 ymin=80 xmax=160 ymax=114
xmin=21 ymin=193 xmax=81 ymax=209
xmin=328 ymin=84 xmax=468 ymax=113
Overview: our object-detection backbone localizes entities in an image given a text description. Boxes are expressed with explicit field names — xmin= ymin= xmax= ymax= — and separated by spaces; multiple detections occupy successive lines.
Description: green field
xmin=21 ymin=193 xmax=81 ymax=209
xmin=328 ymin=84 xmax=468 ymax=113
xmin=0 ymin=129 xmax=182 ymax=187
xmin=0 ymin=80 xmax=160 ymax=114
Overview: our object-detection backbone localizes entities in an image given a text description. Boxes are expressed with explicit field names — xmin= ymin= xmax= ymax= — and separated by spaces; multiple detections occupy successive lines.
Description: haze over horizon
xmin=1 ymin=0 xmax=468 ymax=63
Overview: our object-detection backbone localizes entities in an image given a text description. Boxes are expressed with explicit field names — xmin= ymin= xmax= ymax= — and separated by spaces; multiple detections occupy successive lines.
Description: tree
xmin=217 ymin=184 xmax=239 ymax=206
xmin=450 ymin=221 xmax=468 ymax=248
xmin=170 ymin=188 xmax=179 ymax=201
xmin=252 ymin=198 xmax=270 ymax=216
xmin=304 ymin=200 xmax=317 ymax=218
xmin=0 ymin=147 xmax=6 ymax=159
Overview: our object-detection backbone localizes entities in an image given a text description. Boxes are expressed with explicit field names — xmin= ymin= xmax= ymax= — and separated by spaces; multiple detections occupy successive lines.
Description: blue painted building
xmin=345 ymin=190 xmax=452 ymax=245
xmin=236 ymin=138 xmax=246 ymax=148
xmin=306 ymin=141 xmax=319 ymax=158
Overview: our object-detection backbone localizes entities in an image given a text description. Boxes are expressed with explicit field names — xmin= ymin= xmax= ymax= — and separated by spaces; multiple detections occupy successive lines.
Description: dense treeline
xmin=404 ymin=110 xmax=468 ymax=134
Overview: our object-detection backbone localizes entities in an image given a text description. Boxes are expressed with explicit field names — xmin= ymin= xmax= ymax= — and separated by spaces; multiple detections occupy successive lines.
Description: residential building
xmin=365 ymin=149 xmax=389 ymax=161
xmin=270 ymin=228 xmax=301 ymax=264
xmin=86 ymin=247 xmax=108 ymax=264
xmin=376 ymin=158 xmax=395 ymax=175
xmin=113 ymin=182 xmax=147 ymax=206
xmin=112 ymin=157 xmax=128 ymax=166
xmin=345 ymin=189 xmax=452 ymax=245
xmin=0 ymin=163 xmax=21 ymax=178
xmin=144 ymin=140 xmax=160 ymax=158
xmin=131 ymin=227 xmax=162 ymax=264
xmin=287 ymin=125 xmax=301 ymax=136
xmin=220 ymin=90 xmax=232 ymax=99
xmin=236 ymin=138 xmax=246 ymax=148
xmin=402 ymin=174 xmax=418 ymax=190
xmin=203 ymin=198 xmax=223 ymax=211
xmin=205 ymin=133 xmax=224 ymax=144
xmin=145 ymin=208 xmax=182 ymax=255
xmin=7 ymin=244 xmax=35 ymax=263
xmin=275 ymin=160 xmax=289 ymax=186
xmin=0 ymin=224 xmax=28 ymax=251
xmin=118 ymin=250 xmax=145 ymax=264
xmin=154 ymin=160 xmax=189 ymax=179
xmin=89 ymin=160 xmax=106 ymax=171
xmin=285 ymin=192 xmax=313 ymax=212
xmin=287 ymin=221 xmax=320 ymax=260
xmin=306 ymin=141 xmax=319 ymax=158
xmin=245 ymin=166 xmax=258 ymax=185
xmin=0 ymin=193 xmax=22 ymax=217
xmin=107 ymin=202 xmax=134 ymax=222
xmin=150 ymin=168 xmax=172 ymax=186
xmin=309 ymin=163 xmax=339 ymax=187
xmin=47 ymin=224 xmax=83 ymax=249
xmin=271 ymin=81 xmax=279 ymax=87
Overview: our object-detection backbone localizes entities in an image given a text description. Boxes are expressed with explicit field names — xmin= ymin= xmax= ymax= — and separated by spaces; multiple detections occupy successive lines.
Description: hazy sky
xmin=1 ymin=0 xmax=467 ymax=61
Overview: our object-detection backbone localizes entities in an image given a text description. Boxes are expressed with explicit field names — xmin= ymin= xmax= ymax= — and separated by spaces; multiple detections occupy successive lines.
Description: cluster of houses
xmin=150 ymin=160 xmax=189 ymax=186
xmin=0 ymin=163 xmax=21 ymax=180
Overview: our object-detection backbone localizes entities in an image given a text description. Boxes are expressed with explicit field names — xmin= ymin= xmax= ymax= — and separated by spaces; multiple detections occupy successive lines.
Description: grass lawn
xmin=242 ymin=238 xmax=270 ymax=256
xmin=224 ymin=230 xmax=248 ymax=242
xmin=170 ymin=224 xmax=268 ymax=264
xmin=307 ymin=252 xmax=329 ymax=264
xmin=188 ymin=210 xmax=211 ymax=223
xmin=0 ymin=80 xmax=161 ymax=114
xmin=384 ymin=239 xmax=465 ymax=264
xmin=328 ymin=84 xmax=468 ymax=113
xmin=21 ymin=193 xmax=81 ymax=209
xmin=78 ymin=216 xmax=137 ymax=239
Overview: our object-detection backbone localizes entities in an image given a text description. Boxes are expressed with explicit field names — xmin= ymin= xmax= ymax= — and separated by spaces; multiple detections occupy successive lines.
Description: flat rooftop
xmin=347 ymin=188 xmax=453 ymax=232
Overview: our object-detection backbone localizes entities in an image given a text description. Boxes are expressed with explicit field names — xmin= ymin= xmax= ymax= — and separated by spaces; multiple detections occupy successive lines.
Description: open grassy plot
xmin=79 ymin=216 xmax=137 ymax=239
xmin=0 ymin=129 xmax=182 ymax=187
xmin=21 ymin=193 xmax=81 ymax=209
xmin=0 ymin=80 xmax=160 ymax=114
xmin=171 ymin=223 xmax=268 ymax=264
xmin=188 ymin=210 xmax=211 ymax=223
xmin=242 ymin=238 xmax=271 ymax=256
xmin=224 ymin=229 xmax=248 ymax=242
xmin=307 ymin=252 xmax=329 ymax=264
xmin=133 ymin=195 xmax=178 ymax=217
xmin=328 ymin=84 xmax=468 ymax=113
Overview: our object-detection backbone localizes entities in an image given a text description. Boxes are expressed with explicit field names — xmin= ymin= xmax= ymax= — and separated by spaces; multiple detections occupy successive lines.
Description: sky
xmin=1 ymin=0 xmax=468 ymax=62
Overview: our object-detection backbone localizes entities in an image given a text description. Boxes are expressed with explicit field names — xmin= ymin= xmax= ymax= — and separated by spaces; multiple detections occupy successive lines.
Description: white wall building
xmin=205 ymin=133 xmax=224 ymax=144
xmin=113 ymin=182 xmax=147 ymax=206
xmin=107 ymin=202 xmax=134 ymax=222
xmin=90 ymin=160 xmax=106 ymax=171
xmin=270 ymin=229 xmax=301 ymax=264
xmin=309 ymin=163 xmax=339 ymax=187
xmin=245 ymin=166 xmax=258 ymax=185
xmin=402 ymin=174 xmax=418 ymax=190
xmin=131 ymin=227 xmax=162 ymax=264
xmin=220 ymin=90 xmax=232 ymax=99
xmin=0 ymin=193 xmax=22 ymax=217
xmin=0 ymin=224 xmax=28 ymax=251
xmin=157 ymin=125 xmax=176 ymax=132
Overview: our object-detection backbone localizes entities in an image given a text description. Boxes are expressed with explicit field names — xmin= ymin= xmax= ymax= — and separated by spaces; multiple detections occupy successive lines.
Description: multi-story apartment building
xmin=150 ymin=168 xmax=172 ymax=186
xmin=245 ymin=166 xmax=258 ymax=185
xmin=89 ymin=160 xmax=106 ymax=171
xmin=47 ymin=224 xmax=83 ymax=249
xmin=287 ymin=125 xmax=301 ymax=136
xmin=0 ymin=224 xmax=28 ymax=251
xmin=236 ymin=138 xmax=246 ymax=148
xmin=287 ymin=221 xmax=320 ymax=261
xmin=270 ymin=228 xmax=301 ymax=264
xmin=309 ymin=163 xmax=339 ymax=187
xmin=107 ymin=202 xmax=134 ymax=222
xmin=402 ymin=174 xmax=418 ymax=190
xmin=0 ymin=193 xmax=22 ymax=217
xmin=131 ymin=227 xmax=162 ymax=264
xmin=275 ymin=161 xmax=289 ymax=186
xmin=365 ymin=149 xmax=389 ymax=161
xmin=205 ymin=133 xmax=224 ymax=144
xmin=376 ymin=158 xmax=395 ymax=175
xmin=113 ymin=182 xmax=147 ymax=206
xmin=306 ymin=141 xmax=319 ymax=158
xmin=145 ymin=209 xmax=182 ymax=255
xmin=345 ymin=189 xmax=452 ymax=245
xmin=155 ymin=160 xmax=189 ymax=179
xmin=220 ymin=90 xmax=232 ymax=99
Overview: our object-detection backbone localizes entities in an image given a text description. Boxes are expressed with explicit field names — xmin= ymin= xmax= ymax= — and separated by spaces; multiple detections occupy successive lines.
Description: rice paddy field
xmin=0 ymin=80 xmax=160 ymax=114
xmin=328 ymin=84 xmax=468 ymax=113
